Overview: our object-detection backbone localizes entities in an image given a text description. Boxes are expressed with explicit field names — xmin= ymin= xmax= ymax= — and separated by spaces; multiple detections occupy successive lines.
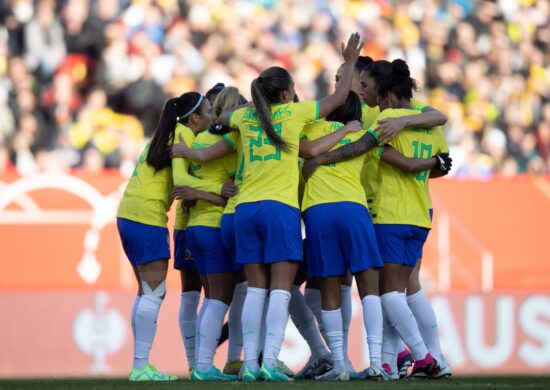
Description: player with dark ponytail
xmin=118 ymin=92 xmax=235 ymax=381
xmin=212 ymin=33 xmax=363 ymax=382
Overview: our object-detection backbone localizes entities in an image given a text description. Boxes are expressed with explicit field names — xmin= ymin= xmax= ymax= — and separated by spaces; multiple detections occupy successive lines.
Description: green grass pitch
xmin=1 ymin=377 xmax=550 ymax=390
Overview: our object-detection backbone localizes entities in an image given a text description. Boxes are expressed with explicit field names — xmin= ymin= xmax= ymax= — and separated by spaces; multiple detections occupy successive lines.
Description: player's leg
xmin=340 ymin=271 xmax=354 ymax=373
xmin=260 ymin=201 xmax=302 ymax=382
xmin=290 ymin=267 xmax=331 ymax=379
xmin=377 ymin=225 xmax=439 ymax=378
xmin=220 ymin=213 xmax=246 ymax=374
xmin=406 ymin=236 xmax=450 ymax=378
xmin=118 ymin=218 xmax=176 ymax=381
xmin=174 ymin=229 xmax=202 ymax=373
xmin=235 ymin=203 xmax=267 ymax=380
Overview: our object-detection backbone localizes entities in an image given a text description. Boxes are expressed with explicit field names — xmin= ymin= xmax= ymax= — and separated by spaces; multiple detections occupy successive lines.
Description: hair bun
xmin=391 ymin=59 xmax=410 ymax=78
xmin=357 ymin=56 xmax=373 ymax=66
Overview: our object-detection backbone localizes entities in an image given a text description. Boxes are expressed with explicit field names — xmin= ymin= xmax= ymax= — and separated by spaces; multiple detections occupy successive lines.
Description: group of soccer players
xmin=116 ymin=33 xmax=454 ymax=382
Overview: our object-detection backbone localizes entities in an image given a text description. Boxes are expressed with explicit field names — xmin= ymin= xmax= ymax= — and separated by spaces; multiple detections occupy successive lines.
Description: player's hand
xmin=172 ymin=186 xmax=199 ymax=200
xmin=302 ymin=158 xmax=319 ymax=181
xmin=170 ymin=134 xmax=191 ymax=158
xmin=221 ymin=182 xmax=238 ymax=198
xmin=343 ymin=120 xmax=363 ymax=133
xmin=341 ymin=32 xmax=362 ymax=64
xmin=374 ymin=117 xmax=409 ymax=143
xmin=182 ymin=199 xmax=196 ymax=213
xmin=434 ymin=153 xmax=452 ymax=172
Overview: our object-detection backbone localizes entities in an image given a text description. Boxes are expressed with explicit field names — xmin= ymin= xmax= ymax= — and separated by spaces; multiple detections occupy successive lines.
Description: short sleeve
xmin=223 ymin=131 xmax=239 ymax=150
xmin=411 ymin=99 xmax=429 ymax=111
xmin=229 ymin=108 xmax=245 ymax=129
xmin=293 ymin=101 xmax=319 ymax=123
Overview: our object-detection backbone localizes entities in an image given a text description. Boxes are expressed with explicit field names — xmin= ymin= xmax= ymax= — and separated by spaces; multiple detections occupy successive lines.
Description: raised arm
xmin=317 ymin=33 xmax=362 ymax=119
xmin=302 ymin=131 xmax=379 ymax=180
xmin=299 ymin=120 xmax=362 ymax=158
xmin=376 ymin=106 xmax=448 ymax=142
xmin=171 ymin=134 xmax=233 ymax=162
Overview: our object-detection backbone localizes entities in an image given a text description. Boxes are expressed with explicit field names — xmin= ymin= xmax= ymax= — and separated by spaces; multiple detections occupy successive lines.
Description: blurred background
xmin=0 ymin=0 xmax=549 ymax=378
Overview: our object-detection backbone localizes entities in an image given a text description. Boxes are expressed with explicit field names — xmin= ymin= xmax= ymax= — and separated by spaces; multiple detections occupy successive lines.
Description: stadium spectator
xmin=0 ymin=0 xmax=548 ymax=176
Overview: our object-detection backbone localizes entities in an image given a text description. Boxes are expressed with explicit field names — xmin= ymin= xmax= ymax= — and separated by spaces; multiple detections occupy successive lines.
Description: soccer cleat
xmin=435 ymin=362 xmax=452 ymax=379
xmin=128 ymin=364 xmax=178 ymax=381
xmin=260 ymin=363 xmax=294 ymax=382
xmin=315 ymin=368 xmax=350 ymax=381
xmin=191 ymin=366 xmax=237 ymax=381
xmin=294 ymin=354 xmax=332 ymax=379
xmin=239 ymin=366 xmax=261 ymax=382
xmin=357 ymin=366 xmax=391 ymax=381
xmin=397 ymin=348 xmax=414 ymax=378
xmin=223 ymin=359 xmax=243 ymax=376
xmin=276 ymin=359 xmax=295 ymax=377
xmin=409 ymin=353 xmax=440 ymax=378
xmin=382 ymin=363 xmax=399 ymax=380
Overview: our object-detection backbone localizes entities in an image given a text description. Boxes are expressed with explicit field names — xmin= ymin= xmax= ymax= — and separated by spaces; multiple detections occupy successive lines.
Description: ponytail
xmin=251 ymin=68 xmax=292 ymax=151
xmin=146 ymin=92 xmax=204 ymax=171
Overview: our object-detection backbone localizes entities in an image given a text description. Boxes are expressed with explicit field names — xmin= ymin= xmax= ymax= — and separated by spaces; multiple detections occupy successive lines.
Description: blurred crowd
xmin=0 ymin=0 xmax=548 ymax=178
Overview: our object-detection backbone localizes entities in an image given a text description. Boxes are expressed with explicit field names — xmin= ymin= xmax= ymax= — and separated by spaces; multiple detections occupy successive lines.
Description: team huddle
xmin=116 ymin=33 xmax=454 ymax=382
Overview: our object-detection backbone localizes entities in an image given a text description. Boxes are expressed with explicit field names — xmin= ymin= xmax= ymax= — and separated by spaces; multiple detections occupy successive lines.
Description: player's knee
xmin=141 ymin=279 xmax=166 ymax=299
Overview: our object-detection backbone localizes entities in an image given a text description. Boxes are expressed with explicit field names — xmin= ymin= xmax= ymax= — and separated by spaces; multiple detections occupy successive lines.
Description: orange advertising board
xmin=0 ymin=171 xmax=549 ymax=376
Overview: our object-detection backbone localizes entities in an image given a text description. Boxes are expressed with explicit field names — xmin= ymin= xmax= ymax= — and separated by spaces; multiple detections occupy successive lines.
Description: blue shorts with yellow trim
xmin=117 ymin=217 xmax=170 ymax=266
xmin=374 ymin=224 xmax=430 ymax=268
xmin=186 ymin=226 xmax=242 ymax=275
xmin=173 ymin=229 xmax=196 ymax=270
xmin=220 ymin=213 xmax=236 ymax=261
xmin=235 ymin=200 xmax=302 ymax=264
xmin=304 ymin=202 xmax=382 ymax=278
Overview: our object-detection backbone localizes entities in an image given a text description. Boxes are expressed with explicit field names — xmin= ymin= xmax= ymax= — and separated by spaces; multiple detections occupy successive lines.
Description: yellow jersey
xmin=361 ymin=99 xmax=430 ymax=207
xmin=117 ymin=144 xmax=173 ymax=227
xmin=187 ymin=130 xmax=237 ymax=228
xmin=372 ymin=108 xmax=448 ymax=229
xmin=172 ymin=125 xmax=224 ymax=230
xmin=301 ymin=120 xmax=368 ymax=211
xmin=222 ymin=130 xmax=243 ymax=215
xmin=229 ymin=101 xmax=319 ymax=209
xmin=362 ymin=103 xmax=379 ymax=130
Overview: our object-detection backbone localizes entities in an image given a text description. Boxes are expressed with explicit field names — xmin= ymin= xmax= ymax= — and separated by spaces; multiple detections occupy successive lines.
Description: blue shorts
xmin=374 ymin=224 xmax=430 ymax=268
xmin=304 ymin=202 xmax=383 ymax=278
xmin=186 ymin=226 xmax=242 ymax=276
xmin=117 ymin=218 xmax=170 ymax=266
xmin=173 ymin=230 xmax=197 ymax=270
xmin=235 ymin=200 xmax=302 ymax=264
xmin=220 ymin=213 xmax=236 ymax=261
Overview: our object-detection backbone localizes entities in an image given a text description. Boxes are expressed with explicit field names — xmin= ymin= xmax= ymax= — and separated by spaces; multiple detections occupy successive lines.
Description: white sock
xmin=382 ymin=311 xmax=400 ymax=372
xmin=228 ymin=282 xmax=247 ymax=362
xmin=263 ymin=289 xmax=291 ymax=368
xmin=381 ymin=292 xmax=428 ymax=361
xmin=242 ymin=287 xmax=267 ymax=371
xmin=196 ymin=299 xmax=229 ymax=372
xmin=321 ymin=309 xmax=346 ymax=372
xmin=133 ymin=294 xmax=162 ymax=369
xmin=304 ymin=288 xmax=326 ymax=341
xmin=361 ymin=295 xmax=383 ymax=367
xmin=289 ymin=285 xmax=329 ymax=359
xmin=407 ymin=289 xmax=446 ymax=364
xmin=179 ymin=291 xmax=200 ymax=368
xmin=131 ymin=296 xmax=141 ymax=340
xmin=194 ymin=298 xmax=210 ymax=366
xmin=340 ymin=285 xmax=352 ymax=364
